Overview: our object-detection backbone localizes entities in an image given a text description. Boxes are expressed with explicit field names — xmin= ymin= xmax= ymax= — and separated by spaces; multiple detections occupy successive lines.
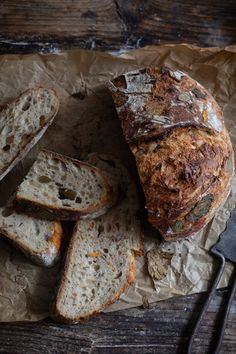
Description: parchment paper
xmin=0 ymin=44 xmax=235 ymax=321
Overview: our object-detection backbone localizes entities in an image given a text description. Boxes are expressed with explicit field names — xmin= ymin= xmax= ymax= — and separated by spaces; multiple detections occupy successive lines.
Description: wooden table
xmin=0 ymin=1 xmax=236 ymax=353
xmin=0 ymin=0 xmax=235 ymax=53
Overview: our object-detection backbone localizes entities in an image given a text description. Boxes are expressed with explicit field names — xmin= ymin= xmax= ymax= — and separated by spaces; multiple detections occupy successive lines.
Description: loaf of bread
xmin=15 ymin=150 xmax=115 ymax=220
xmin=108 ymin=67 xmax=234 ymax=240
xmin=0 ymin=88 xmax=59 ymax=181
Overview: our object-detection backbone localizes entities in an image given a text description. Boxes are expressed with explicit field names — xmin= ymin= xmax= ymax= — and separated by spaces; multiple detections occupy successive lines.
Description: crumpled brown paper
xmin=0 ymin=44 xmax=235 ymax=321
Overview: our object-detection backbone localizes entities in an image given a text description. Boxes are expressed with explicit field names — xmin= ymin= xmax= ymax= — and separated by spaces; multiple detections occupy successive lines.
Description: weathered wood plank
xmin=0 ymin=0 xmax=235 ymax=53
xmin=0 ymin=290 xmax=235 ymax=353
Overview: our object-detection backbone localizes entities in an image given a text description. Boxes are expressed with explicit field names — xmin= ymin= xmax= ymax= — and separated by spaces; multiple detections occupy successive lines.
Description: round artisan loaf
xmin=108 ymin=67 xmax=234 ymax=241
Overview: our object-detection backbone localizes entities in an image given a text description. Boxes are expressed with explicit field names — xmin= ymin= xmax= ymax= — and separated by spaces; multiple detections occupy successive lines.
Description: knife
xmin=187 ymin=208 xmax=236 ymax=354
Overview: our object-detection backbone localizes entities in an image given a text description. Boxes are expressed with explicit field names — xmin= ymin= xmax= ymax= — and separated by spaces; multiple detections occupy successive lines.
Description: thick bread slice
xmin=0 ymin=198 xmax=63 ymax=267
xmin=52 ymin=154 xmax=143 ymax=323
xmin=0 ymin=88 xmax=59 ymax=181
xmin=15 ymin=150 xmax=115 ymax=220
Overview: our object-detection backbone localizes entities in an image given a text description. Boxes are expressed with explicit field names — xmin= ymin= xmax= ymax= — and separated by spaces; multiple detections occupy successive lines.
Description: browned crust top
xmin=108 ymin=67 xmax=224 ymax=144
xmin=109 ymin=67 xmax=234 ymax=240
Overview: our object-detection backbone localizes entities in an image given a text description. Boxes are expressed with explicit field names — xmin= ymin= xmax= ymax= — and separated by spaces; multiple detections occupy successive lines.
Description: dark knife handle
xmin=187 ymin=249 xmax=226 ymax=354
xmin=213 ymin=267 xmax=236 ymax=354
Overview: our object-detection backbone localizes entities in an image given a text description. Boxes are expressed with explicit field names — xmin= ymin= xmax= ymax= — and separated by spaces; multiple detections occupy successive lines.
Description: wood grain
xmin=0 ymin=289 xmax=235 ymax=354
xmin=0 ymin=0 xmax=235 ymax=53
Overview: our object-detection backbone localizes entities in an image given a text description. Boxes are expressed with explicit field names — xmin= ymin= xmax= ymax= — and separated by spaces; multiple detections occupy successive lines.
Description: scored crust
xmin=109 ymin=67 xmax=235 ymax=240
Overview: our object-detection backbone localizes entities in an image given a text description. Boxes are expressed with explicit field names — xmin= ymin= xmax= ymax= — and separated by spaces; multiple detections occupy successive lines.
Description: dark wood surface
xmin=0 ymin=0 xmax=235 ymax=53
xmin=0 ymin=1 xmax=236 ymax=353
xmin=0 ymin=289 xmax=235 ymax=354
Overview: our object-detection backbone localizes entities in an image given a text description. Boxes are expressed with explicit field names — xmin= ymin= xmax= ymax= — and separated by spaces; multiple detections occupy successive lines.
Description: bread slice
xmin=52 ymin=154 xmax=143 ymax=323
xmin=0 ymin=198 xmax=63 ymax=267
xmin=15 ymin=150 xmax=115 ymax=220
xmin=0 ymin=88 xmax=59 ymax=181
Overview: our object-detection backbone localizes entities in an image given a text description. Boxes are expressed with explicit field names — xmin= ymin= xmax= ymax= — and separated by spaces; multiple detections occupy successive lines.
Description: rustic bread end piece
xmin=0 ymin=199 xmax=63 ymax=267
xmin=0 ymin=88 xmax=59 ymax=181
xmin=15 ymin=150 xmax=115 ymax=220
xmin=52 ymin=154 xmax=143 ymax=323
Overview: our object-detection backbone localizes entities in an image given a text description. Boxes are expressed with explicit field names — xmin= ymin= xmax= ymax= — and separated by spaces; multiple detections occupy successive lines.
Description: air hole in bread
xmin=97 ymin=224 xmax=104 ymax=237
xmin=94 ymin=264 xmax=100 ymax=271
xmin=23 ymin=134 xmax=31 ymax=141
xmin=6 ymin=135 xmax=14 ymax=144
xmin=38 ymin=176 xmax=52 ymax=183
xmin=22 ymin=100 xmax=31 ymax=111
xmin=103 ymin=248 xmax=108 ymax=253
xmin=58 ymin=188 xmax=76 ymax=200
xmin=114 ymin=271 xmax=122 ymax=279
xmin=45 ymin=233 xmax=52 ymax=242
xmin=40 ymin=115 xmax=46 ymax=126
xmin=3 ymin=144 xmax=10 ymax=152
xmin=75 ymin=196 xmax=82 ymax=204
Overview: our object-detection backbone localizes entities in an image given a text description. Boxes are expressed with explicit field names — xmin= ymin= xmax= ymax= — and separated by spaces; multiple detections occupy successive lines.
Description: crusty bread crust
xmin=109 ymin=67 xmax=235 ymax=240
xmin=15 ymin=150 xmax=115 ymax=220
xmin=0 ymin=220 xmax=63 ymax=267
xmin=0 ymin=88 xmax=59 ymax=182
